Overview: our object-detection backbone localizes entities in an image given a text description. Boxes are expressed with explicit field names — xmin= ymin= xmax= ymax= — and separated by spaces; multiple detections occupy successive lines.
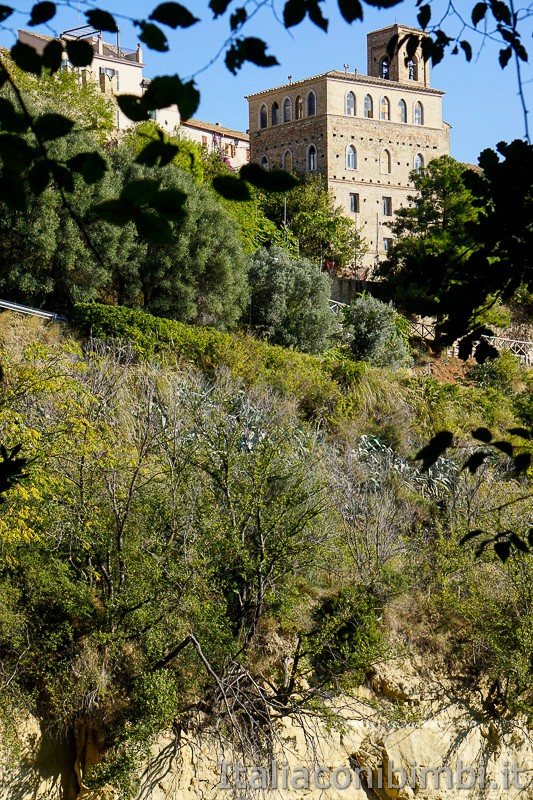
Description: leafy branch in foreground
xmin=415 ymin=425 xmax=533 ymax=560
xmin=0 ymin=0 xmax=531 ymax=278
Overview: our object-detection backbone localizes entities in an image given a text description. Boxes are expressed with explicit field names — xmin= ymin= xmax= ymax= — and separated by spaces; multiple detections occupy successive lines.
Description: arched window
xmin=259 ymin=104 xmax=267 ymax=129
xmin=380 ymin=96 xmax=390 ymax=120
xmin=283 ymin=97 xmax=292 ymax=123
xmin=408 ymin=58 xmax=418 ymax=81
xmin=260 ymin=156 xmax=269 ymax=170
xmin=414 ymin=153 xmax=424 ymax=171
xmin=307 ymin=91 xmax=316 ymax=116
xmin=364 ymin=94 xmax=373 ymax=118
xmin=398 ymin=99 xmax=407 ymax=123
xmin=381 ymin=58 xmax=389 ymax=79
xmin=414 ymin=101 xmax=424 ymax=125
xmin=346 ymin=145 xmax=357 ymax=170
xmin=283 ymin=150 xmax=293 ymax=172
xmin=295 ymin=95 xmax=303 ymax=120
xmin=271 ymin=102 xmax=279 ymax=126
xmin=307 ymin=144 xmax=317 ymax=171
xmin=345 ymin=91 xmax=356 ymax=115
xmin=381 ymin=149 xmax=391 ymax=174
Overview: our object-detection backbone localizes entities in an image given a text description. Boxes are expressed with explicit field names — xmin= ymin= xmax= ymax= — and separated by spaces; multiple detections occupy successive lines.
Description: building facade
xmin=246 ymin=25 xmax=450 ymax=275
xmin=178 ymin=119 xmax=250 ymax=170
xmin=18 ymin=28 xmax=248 ymax=170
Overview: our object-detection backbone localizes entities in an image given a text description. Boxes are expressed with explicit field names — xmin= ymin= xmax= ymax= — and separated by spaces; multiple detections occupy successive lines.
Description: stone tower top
xmin=367 ymin=24 xmax=430 ymax=87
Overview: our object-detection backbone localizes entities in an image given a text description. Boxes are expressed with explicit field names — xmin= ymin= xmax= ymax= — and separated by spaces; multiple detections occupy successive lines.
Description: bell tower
xmin=367 ymin=24 xmax=431 ymax=87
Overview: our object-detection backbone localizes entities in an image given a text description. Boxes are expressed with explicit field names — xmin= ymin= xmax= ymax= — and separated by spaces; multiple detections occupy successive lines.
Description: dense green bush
xmin=342 ymin=294 xmax=412 ymax=369
xmin=467 ymin=349 xmax=526 ymax=393
xmin=247 ymin=246 xmax=336 ymax=353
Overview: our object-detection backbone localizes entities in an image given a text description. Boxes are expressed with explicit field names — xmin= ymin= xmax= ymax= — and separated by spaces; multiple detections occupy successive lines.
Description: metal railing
xmin=481 ymin=335 xmax=533 ymax=366
xmin=0 ymin=299 xmax=66 ymax=322
xmin=328 ymin=300 xmax=347 ymax=313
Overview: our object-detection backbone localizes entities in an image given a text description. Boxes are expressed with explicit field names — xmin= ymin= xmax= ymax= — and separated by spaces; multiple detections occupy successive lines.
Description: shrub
xmin=248 ymin=246 xmax=335 ymax=354
xmin=341 ymin=294 xmax=411 ymax=368
xmin=467 ymin=349 xmax=526 ymax=393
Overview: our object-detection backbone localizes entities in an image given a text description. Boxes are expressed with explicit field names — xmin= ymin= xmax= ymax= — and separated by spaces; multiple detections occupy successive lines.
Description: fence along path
xmin=328 ymin=301 xmax=533 ymax=366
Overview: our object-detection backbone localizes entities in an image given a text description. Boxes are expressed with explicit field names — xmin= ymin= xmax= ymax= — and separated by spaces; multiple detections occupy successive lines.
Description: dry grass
xmin=0 ymin=312 xmax=68 ymax=355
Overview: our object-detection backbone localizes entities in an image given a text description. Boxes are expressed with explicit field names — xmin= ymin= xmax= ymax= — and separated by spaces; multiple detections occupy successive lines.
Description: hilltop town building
xmin=177 ymin=119 xmax=250 ymax=170
xmin=18 ymin=27 xmax=249 ymax=170
xmin=246 ymin=25 xmax=451 ymax=275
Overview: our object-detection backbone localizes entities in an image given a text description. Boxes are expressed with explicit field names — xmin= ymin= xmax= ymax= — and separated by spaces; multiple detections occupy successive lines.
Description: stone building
xmin=246 ymin=24 xmax=450 ymax=275
xmin=178 ymin=119 xmax=250 ymax=170
xmin=18 ymin=28 xmax=249 ymax=170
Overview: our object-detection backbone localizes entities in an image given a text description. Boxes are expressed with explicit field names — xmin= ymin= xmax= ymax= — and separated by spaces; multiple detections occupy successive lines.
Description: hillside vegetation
xmin=0 ymin=310 xmax=532 ymax=797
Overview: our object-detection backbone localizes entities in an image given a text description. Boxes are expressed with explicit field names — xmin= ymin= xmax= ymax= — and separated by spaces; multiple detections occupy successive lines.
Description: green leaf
xmin=361 ymin=0 xmax=402 ymax=7
xmin=414 ymin=430 xmax=453 ymax=471
xmin=492 ymin=440 xmax=513 ymax=456
xmin=460 ymin=40 xmax=473 ymax=61
xmin=212 ymin=174 xmax=251 ymax=201
xmin=386 ymin=33 xmax=400 ymax=60
xmin=472 ymin=427 xmax=492 ymax=443
xmin=136 ymin=21 xmax=169 ymax=52
xmin=10 ymin=41 xmax=42 ymax=74
xmin=42 ymin=39 xmax=63 ymax=72
xmin=417 ymin=3 xmax=430 ymax=28
xmin=508 ymin=427 xmax=532 ymax=439
xmin=528 ymin=528 xmax=533 ymax=547
xmin=283 ymin=0 xmax=306 ymax=28
xmin=405 ymin=33 xmax=420 ymax=59
xmin=459 ymin=529 xmax=484 ymax=545
xmin=509 ymin=533 xmax=529 ymax=553
xmin=490 ymin=0 xmax=511 ymax=25
xmin=85 ymin=9 xmax=118 ymax=32
xmin=463 ymin=451 xmax=489 ymax=473
xmin=0 ymin=6 xmax=13 ymax=23
xmin=135 ymin=210 xmax=173 ymax=243
xmin=67 ymin=151 xmax=107 ymax=184
xmin=28 ymin=160 xmax=51 ymax=194
xmin=230 ymin=7 xmax=247 ymax=29
xmin=0 ymin=98 xmax=29 ymax=133
xmin=117 ymin=95 xmax=150 ymax=122
xmin=307 ymin=0 xmax=328 ymax=31
xmin=499 ymin=46 xmax=512 ymax=68
xmin=209 ymin=0 xmax=233 ymax=16
xmin=225 ymin=37 xmax=279 ymax=74
xmin=49 ymin=162 xmax=74 ymax=192
xmin=0 ymin=133 xmax=35 ymax=171
xmin=121 ymin=178 xmax=160 ymax=206
xmin=0 ymin=68 xmax=8 ymax=90
xmin=143 ymin=76 xmax=200 ymax=119
xmin=66 ymin=40 xmax=94 ymax=67
xmin=93 ymin=199 xmax=135 ymax=225
xmin=493 ymin=540 xmax=511 ymax=563
xmin=513 ymin=452 xmax=531 ymax=473
xmin=472 ymin=2 xmax=487 ymax=25
xmin=515 ymin=42 xmax=528 ymax=62
xmin=240 ymin=163 xmax=299 ymax=192
xmin=337 ymin=0 xmax=363 ymax=23
xmin=28 ymin=1 xmax=56 ymax=26
xmin=135 ymin=139 xmax=180 ymax=167
xmin=152 ymin=188 xmax=187 ymax=218
xmin=0 ymin=176 xmax=27 ymax=210
xmin=34 ymin=112 xmax=74 ymax=141
xmin=150 ymin=2 xmax=199 ymax=28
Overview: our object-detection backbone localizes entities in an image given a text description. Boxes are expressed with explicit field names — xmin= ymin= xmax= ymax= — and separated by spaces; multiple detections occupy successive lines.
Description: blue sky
xmin=2 ymin=1 xmax=532 ymax=163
